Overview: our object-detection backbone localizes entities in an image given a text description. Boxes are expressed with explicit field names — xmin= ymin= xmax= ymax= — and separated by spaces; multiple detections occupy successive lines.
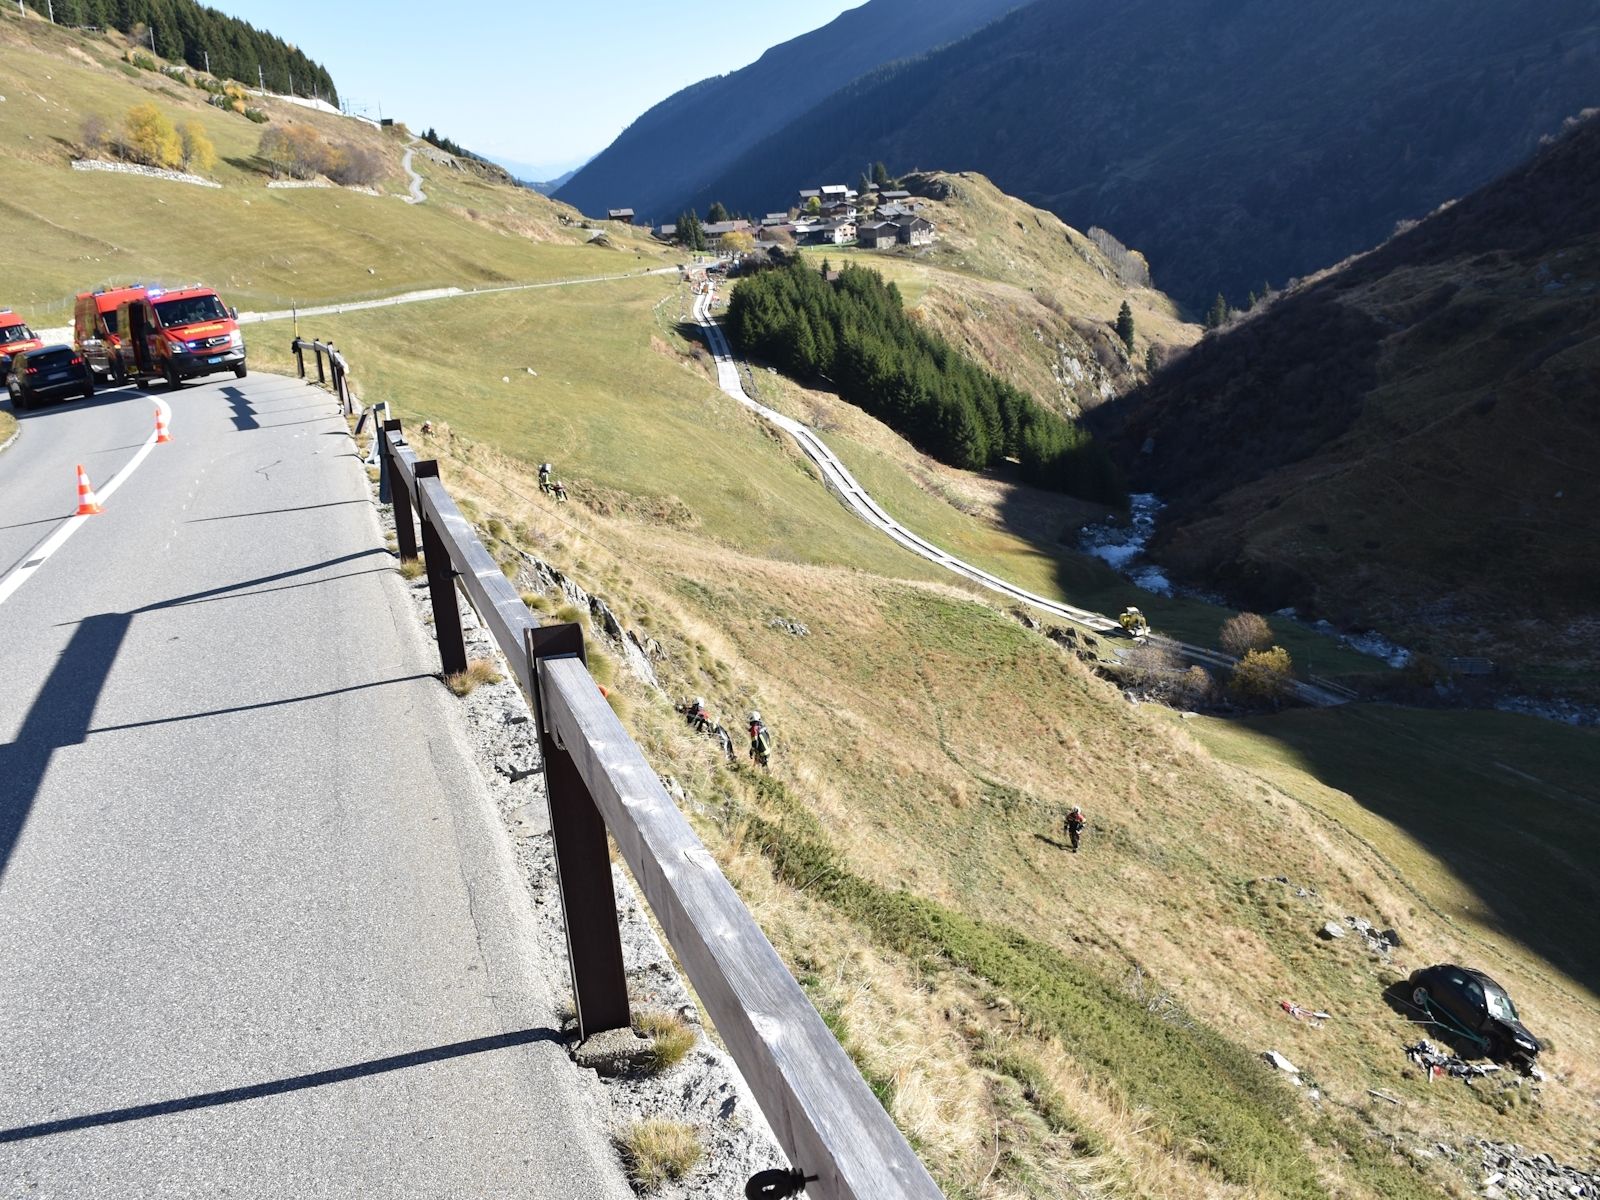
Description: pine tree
xmin=1115 ymin=301 xmax=1136 ymax=353
xmin=707 ymin=201 xmax=729 ymax=224
xmin=1205 ymin=293 xmax=1231 ymax=330
xmin=873 ymin=161 xmax=890 ymax=186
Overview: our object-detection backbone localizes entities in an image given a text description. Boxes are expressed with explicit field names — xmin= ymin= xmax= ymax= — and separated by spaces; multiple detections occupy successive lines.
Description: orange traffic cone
xmin=154 ymin=406 xmax=172 ymax=444
xmin=75 ymin=464 xmax=103 ymax=516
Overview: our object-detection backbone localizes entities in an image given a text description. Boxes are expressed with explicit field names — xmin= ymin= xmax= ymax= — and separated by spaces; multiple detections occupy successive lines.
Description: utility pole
xmin=148 ymin=25 xmax=155 ymax=53
xmin=45 ymin=0 xmax=53 ymax=23
xmin=258 ymin=63 xmax=265 ymax=92
xmin=204 ymin=49 xmax=210 ymax=75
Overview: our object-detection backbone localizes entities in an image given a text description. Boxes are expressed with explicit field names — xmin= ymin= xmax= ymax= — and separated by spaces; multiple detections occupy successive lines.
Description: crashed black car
xmin=1408 ymin=964 xmax=1541 ymax=1062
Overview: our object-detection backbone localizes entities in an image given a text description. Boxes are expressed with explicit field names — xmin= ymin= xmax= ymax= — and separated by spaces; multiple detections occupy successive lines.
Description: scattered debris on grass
xmin=1280 ymin=1000 xmax=1332 ymax=1025
xmin=1405 ymin=1038 xmax=1501 ymax=1083
xmin=1317 ymin=914 xmax=1401 ymax=955
xmin=1262 ymin=1050 xmax=1300 ymax=1074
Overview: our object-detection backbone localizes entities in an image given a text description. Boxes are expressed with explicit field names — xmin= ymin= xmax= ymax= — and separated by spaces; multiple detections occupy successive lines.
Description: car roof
xmin=23 ymin=344 xmax=75 ymax=357
xmin=0 ymin=310 xmax=27 ymax=326
xmin=150 ymin=287 xmax=220 ymax=302
xmin=1436 ymin=963 xmax=1506 ymax=990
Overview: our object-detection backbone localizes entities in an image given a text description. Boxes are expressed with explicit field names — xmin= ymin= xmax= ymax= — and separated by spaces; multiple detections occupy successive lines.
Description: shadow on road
xmin=0 ymin=1028 xmax=563 ymax=1142
xmin=0 ymin=612 xmax=131 ymax=881
xmin=220 ymin=386 xmax=259 ymax=431
xmin=187 ymin=498 xmax=371 ymax=523
xmin=6 ymin=550 xmax=388 ymax=882
xmin=88 ymin=674 xmax=433 ymax=735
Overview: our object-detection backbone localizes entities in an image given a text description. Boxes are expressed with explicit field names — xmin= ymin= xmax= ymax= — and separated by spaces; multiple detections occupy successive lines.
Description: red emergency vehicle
xmin=0 ymin=308 xmax=45 ymax=384
xmin=74 ymin=285 xmax=149 ymax=383
xmin=115 ymin=285 xmax=247 ymax=388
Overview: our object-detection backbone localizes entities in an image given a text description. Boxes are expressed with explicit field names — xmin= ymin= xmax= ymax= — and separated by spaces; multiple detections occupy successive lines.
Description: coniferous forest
xmin=727 ymin=261 xmax=1122 ymax=505
xmin=22 ymin=0 xmax=338 ymax=103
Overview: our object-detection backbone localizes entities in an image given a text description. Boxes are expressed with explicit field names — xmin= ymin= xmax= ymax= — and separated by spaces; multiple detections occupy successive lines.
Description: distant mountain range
xmin=572 ymin=0 xmax=1599 ymax=310
xmin=553 ymin=0 xmax=1023 ymax=223
xmin=1090 ymin=111 xmax=1600 ymax=676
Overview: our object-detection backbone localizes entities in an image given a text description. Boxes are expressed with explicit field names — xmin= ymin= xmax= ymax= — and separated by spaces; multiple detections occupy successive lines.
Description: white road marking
xmin=0 ymin=396 xmax=173 ymax=608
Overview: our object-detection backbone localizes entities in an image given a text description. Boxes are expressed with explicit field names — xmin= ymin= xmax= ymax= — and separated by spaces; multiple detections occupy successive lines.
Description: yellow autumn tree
xmin=122 ymin=103 xmax=181 ymax=169
xmin=1230 ymin=645 xmax=1295 ymax=705
xmin=179 ymin=120 xmax=217 ymax=173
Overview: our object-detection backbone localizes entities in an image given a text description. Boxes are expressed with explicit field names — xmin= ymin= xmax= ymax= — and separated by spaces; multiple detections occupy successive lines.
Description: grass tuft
xmin=444 ymin=658 xmax=502 ymax=696
xmin=633 ymin=1009 xmax=697 ymax=1073
xmin=520 ymin=590 xmax=551 ymax=611
xmin=398 ymin=556 xmax=426 ymax=580
xmin=616 ymin=1119 xmax=701 ymax=1191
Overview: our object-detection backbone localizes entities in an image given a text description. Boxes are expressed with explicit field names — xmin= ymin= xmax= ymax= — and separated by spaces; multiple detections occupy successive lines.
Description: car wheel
xmin=1411 ymin=985 xmax=1431 ymax=1011
xmin=233 ymin=363 xmax=248 ymax=380
xmin=82 ymin=383 xmax=95 ymax=401
xmin=11 ymin=389 xmax=27 ymax=412
xmin=165 ymin=363 xmax=182 ymax=390
xmin=111 ymin=358 xmax=127 ymax=385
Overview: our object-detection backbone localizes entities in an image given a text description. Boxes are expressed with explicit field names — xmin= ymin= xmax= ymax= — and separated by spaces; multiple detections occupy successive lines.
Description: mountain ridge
xmin=666 ymin=0 xmax=1600 ymax=308
xmin=553 ymin=0 xmax=1022 ymax=222
xmin=1090 ymin=110 xmax=1600 ymax=685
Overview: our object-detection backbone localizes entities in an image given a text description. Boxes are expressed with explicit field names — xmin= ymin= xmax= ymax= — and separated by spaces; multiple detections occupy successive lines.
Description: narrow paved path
xmin=401 ymin=140 xmax=426 ymax=204
xmin=693 ymin=289 xmax=1347 ymax=707
xmin=0 ymin=377 xmax=630 ymax=1196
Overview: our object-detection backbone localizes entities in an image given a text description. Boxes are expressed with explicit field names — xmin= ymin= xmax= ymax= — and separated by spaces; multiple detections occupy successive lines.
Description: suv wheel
xmin=165 ymin=363 xmax=182 ymax=390
xmin=233 ymin=362 xmax=248 ymax=379
xmin=1411 ymin=985 xmax=1431 ymax=1010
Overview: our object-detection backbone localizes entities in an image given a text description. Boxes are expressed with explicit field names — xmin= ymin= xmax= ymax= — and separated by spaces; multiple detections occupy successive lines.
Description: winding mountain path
xmin=401 ymin=141 xmax=426 ymax=204
xmin=693 ymin=288 xmax=1347 ymax=707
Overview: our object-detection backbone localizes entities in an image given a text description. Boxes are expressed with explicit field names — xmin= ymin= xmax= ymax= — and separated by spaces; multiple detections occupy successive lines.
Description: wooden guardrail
xmin=291 ymin=338 xmax=355 ymax=414
xmin=346 ymin=402 xmax=944 ymax=1200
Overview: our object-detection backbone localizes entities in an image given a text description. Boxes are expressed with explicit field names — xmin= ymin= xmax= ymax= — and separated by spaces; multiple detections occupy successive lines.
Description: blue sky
xmin=207 ymin=0 xmax=862 ymax=178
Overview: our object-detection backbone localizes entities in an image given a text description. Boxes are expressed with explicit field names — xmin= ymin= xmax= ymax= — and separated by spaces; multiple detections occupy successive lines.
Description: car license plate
xmin=47 ymin=372 xmax=68 ymax=382
xmin=208 ymin=355 xmax=223 ymax=364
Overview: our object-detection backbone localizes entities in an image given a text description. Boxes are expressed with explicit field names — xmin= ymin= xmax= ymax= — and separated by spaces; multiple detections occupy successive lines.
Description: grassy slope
xmin=7 ymin=17 xmax=1599 ymax=1196
xmin=0 ymin=15 xmax=676 ymax=321
xmin=794 ymin=169 xmax=1199 ymax=418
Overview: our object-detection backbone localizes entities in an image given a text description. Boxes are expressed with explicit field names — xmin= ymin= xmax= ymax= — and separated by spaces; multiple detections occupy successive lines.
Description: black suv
xmin=6 ymin=345 xmax=95 ymax=410
xmin=1408 ymin=963 xmax=1541 ymax=1062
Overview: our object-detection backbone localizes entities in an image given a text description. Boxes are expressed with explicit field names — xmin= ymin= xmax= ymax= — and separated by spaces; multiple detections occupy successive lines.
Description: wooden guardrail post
xmin=293 ymin=340 xmax=305 ymax=378
xmin=377 ymin=410 xmax=395 ymax=505
xmin=385 ymin=421 xmax=419 ymax=562
xmin=414 ymin=460 xmax=468 ymax=677
xmin=529 ymin=624 xmax=631 ymax=1040
xmin=314 ymin=342 xmax=327 ymax=385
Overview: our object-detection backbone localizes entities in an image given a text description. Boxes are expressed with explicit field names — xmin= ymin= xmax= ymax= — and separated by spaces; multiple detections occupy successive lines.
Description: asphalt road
xmin=0 ymin=374 xmax=630 ymax=1197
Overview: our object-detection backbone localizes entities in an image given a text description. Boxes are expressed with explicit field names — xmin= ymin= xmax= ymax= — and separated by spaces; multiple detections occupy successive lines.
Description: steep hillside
xmin=10 ymin=14 xmax=1600 ymax=1196
xmin=1091 ymin=112 xmax=1600 ymax=689
xmin=676 ymin=0 xmax=1600 ymax=308
xmin=553 ymin=0 xmax=1021 ymax=222
xmin=247 ymin=287 xmax=1600 ymax=1198
xmin=787 ymin=170 xmax=1199 ymax=418
xmin=0 ymin=14 xmax=674 ymax=322
xmin=19 ymin=0 xmax=337 ymax=100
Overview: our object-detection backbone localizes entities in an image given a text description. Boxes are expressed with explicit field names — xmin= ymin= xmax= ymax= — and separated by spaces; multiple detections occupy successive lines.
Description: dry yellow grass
xmin=398 ymin=429 xmax=1600 ymax=1199
xmin=616 ymin=1119 xmax=702 ymax=1191
xmin=632 ymin=1009 xmax=696 ymax=1074
xmin=443 ymin=657 xmax=501 ymax=696
xmin=397 ymin=556 xmax=426 ymax=580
